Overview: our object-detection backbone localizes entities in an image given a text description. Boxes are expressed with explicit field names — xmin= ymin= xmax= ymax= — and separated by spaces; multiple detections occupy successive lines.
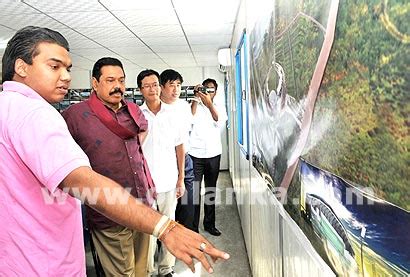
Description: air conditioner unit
xmin=218 ymin=48 xmax=231 ymax=73
xmin=218 ymin=48 xmax=231 ymax=66
xmin=218 ymin=64 xmax=229 ymax=73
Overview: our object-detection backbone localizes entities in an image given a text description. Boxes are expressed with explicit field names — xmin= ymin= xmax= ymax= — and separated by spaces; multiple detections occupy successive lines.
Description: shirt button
xmin=134 ymin=172 xmax=137 ymax=175
xmin=129 ymin=156 xmax=133 ymax=159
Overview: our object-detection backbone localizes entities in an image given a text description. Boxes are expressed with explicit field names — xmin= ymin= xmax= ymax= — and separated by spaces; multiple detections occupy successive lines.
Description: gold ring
xmin=199 ymin=242 xmax=207 ymax=251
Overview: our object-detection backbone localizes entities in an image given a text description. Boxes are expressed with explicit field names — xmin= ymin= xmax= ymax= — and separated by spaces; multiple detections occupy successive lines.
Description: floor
xmin=86 ymin=171 xmax=252 ymax=277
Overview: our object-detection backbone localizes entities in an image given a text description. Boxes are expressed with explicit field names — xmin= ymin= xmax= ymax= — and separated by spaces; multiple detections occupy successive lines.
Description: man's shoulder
xmin=0 ymin=93 xmax=58 ymax=132
xmin=125 ymin=100 xmax=143 ymax=112
xmin=63 ymin=100 xmax=90 ymax=115
xmin=175 ymin=99 xmax=190 ymax=108
xmin=172 ymin=99 xmax=191 ymax=114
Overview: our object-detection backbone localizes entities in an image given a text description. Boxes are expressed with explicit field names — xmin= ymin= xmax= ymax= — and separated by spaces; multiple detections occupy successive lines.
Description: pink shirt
xmin=0 ymin=81 xmax=91 ymax=276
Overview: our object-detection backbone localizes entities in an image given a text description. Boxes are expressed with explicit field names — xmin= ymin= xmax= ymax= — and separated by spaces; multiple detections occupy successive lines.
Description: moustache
xmin=109 ymin=87 xmax=124 ymax=96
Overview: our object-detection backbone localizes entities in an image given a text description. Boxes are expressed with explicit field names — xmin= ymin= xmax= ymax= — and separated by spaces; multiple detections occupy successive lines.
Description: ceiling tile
xmin=164 ymin=56 xmax=196 ymax=64
xmin=173 ymin=0 xmax=240 ymax=24
xmin=95 ymin=37 xmax=146 ymax=48
xmin=141 ymin=36 xmax=187 ymax=46
xmin=57 ymin=28 xmax=90 ymax=41
xmin=0 ymin=0 xmax=241 ymax=74
xmin=75 ymin=27 xmax=133 ymax=40
xmin=129 ymin=25 xmax=184 ymax=38
xmin=69 ymin=39 xmax=102 ymax=49
xmin=183 ymin=23 xmax=234 ymax=36
xmin=188 ymin=35 xmax=231 ymax=46
xmin=190 ymin=44 xmax=220 ymax=52
xmin=0 ymin=0 xmax=39 ymax=15
xmin=158 ymin=52 xmax=194 ymax=60
xmin=100 ymin=0 xmax=174 ymax=10
xmin=122 ymin=53 xmax=159 ymax=60
xmin=113 ymin=10 xmax=179 ymax=26
xmin=71 ymin=48 xmax=112 ymax=57
xmin=108 ymin=46 xmax=153 ymax=55
xmin=150 ymin=45 xmax=191 ymax=53
xmin=23 ymin=0 xmax=104 ymax=13
xmin=47 ymin=11 xmax=123 ymax=28
xmin=0 ymin=14 xmax=66 ymax=30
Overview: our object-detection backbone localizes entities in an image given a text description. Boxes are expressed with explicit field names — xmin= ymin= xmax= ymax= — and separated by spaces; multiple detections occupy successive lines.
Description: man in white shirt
xmin=189 ymin=78 xmax=228 ymax=236
xmin=138 ymin=69 xmax=185 ymax=277
xmin=160 ymin=69 xmax=195 ymax=231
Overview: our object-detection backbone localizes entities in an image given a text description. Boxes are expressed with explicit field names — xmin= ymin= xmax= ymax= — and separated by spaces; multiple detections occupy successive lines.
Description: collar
xmin=140 ymin=100 xmax=170 ymax=113
xmin=2 ymin=81 xmax=48 ymax=102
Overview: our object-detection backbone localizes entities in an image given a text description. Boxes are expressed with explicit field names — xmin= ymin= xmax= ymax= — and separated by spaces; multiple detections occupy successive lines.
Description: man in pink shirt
xmin=0 ymin=26 xmax=229 ymax=276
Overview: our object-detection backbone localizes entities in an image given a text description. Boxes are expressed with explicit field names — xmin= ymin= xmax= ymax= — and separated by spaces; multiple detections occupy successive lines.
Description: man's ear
xmin=14 ymin=58 xmax=28 ymax=78
xmin=92 ymin=77 xmax=98 ymax=91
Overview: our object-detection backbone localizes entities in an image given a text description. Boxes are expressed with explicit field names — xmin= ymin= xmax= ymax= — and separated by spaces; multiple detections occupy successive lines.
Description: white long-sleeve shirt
xmin=141 ymin=102 xmax=184 ymax=193
xmin=189 ymin=101 xmax=227 ymax=158
xmin=169 ymin=99 xmax=193 ymax=153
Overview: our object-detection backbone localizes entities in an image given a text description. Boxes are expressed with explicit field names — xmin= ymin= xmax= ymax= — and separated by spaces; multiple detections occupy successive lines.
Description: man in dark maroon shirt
xmin=62 ymin=57 xmax=155 ymax=276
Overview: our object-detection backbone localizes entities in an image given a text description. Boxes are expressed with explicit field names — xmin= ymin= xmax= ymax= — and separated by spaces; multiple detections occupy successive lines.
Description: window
xmin=235 ymin=30 xmax=250 ymax=157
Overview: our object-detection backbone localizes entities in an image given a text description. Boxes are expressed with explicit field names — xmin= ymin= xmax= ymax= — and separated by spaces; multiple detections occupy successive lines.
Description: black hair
xmin=92 ymin=57 xmax=125 ymax=81
xmin=159 ymin=69 xmax=183 ymax=86
xmin=137 ymin=69 xmax=160 ymax=88
xmin=202 ymin=78 xmax=218 ymax=90
xmin=2 ymin=26 xmax=70 ymax=83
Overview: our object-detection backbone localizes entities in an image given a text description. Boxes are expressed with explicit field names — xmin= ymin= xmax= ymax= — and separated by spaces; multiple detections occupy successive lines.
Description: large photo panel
xmin=249 ymin=0 xmax=409 ymax=275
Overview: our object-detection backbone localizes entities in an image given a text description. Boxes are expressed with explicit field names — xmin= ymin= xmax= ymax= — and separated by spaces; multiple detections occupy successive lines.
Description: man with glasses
xmin=138 ymin=69 xmax=185 ymax=277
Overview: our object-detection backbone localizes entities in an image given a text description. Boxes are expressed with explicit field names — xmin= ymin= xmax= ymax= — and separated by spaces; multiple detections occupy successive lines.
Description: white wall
xmin=69 ymin=69 xmax=91 ymax=89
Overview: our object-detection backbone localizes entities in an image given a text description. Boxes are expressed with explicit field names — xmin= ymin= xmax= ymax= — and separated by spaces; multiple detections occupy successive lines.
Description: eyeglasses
xmin=141 ymin=83 xmax=159 ymax=90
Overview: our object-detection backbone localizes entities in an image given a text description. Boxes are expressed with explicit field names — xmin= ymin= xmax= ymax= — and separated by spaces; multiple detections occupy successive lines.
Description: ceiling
xmin=0 ymin=0 xmax=240 ymax=74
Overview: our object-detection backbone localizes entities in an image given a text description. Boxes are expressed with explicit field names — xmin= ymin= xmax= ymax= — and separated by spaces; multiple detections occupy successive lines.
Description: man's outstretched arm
xmin=60 ymin=166 xmax=229 ymax=273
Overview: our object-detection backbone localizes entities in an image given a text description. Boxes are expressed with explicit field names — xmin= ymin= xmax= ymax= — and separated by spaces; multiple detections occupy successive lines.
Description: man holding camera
xmin=189 ymin=78 xmax=227 ymax=236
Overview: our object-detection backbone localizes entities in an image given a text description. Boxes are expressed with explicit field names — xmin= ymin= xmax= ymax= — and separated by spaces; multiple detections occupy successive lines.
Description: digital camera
xmin=198 ymin=86 xmax=208 ymax=93
xmin=198 ymin=87 xmax=215 ymax=93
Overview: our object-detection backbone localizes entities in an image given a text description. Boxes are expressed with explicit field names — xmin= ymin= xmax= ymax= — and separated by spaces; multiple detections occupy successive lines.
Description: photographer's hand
xmin=196 ymin=92 xmax=218 ymax=121
xmin=191 ymin=84 xmax=202 ymax=115
xmin=198 ymin=92 xmax=212 ymax=108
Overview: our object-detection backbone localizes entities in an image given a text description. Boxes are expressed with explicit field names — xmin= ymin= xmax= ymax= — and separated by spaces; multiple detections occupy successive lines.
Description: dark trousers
xmin=175 ymin=153 xmax=195 ymax=230
xmin=190 ymin=154 xmax=221 ymax=232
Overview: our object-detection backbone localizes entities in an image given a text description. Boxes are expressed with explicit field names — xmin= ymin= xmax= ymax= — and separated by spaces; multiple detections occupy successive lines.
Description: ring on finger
xmin=199 ymin=242 xmax=207 ymax=251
